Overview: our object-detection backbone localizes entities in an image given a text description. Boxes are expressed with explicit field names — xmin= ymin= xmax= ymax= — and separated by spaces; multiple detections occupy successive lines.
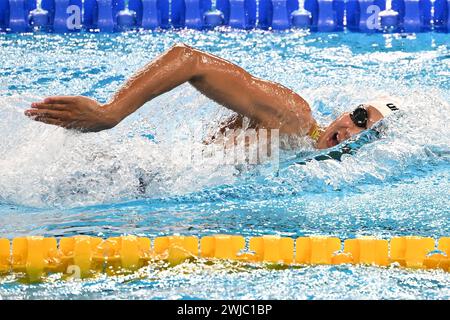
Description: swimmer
xmin=24 ymin=43 xmax=400 ymax=149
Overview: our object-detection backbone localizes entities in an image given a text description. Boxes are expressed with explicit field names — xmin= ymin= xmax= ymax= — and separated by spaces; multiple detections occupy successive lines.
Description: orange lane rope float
xmin=0 ymin=235 xmax=448 ymax=282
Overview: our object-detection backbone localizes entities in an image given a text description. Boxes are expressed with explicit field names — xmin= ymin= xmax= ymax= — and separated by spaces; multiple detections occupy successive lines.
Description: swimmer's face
xmin=316 ymin=105 xmax=384 ymax=149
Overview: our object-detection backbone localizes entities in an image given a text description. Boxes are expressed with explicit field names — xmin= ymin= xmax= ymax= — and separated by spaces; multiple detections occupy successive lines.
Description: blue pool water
xmin=0 ymin=30 xmax=449 ymax=299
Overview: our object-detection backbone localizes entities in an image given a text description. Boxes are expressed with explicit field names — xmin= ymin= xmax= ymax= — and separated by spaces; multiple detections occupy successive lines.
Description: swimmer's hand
xmin=24 ymin=96 xmax=119 ymax=132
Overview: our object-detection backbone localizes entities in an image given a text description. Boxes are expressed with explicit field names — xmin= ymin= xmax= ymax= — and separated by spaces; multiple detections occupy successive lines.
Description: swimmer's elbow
xmin=169 ymin=43 xmax=201 ymax=63
xmin=169 ymin=43 xmax=194 ymax=54
xmin=168 ymin=43 xmax=202 ymax=78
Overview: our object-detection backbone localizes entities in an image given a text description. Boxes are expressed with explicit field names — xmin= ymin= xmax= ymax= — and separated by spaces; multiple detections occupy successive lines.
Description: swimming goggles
xmin=349 ymin=104 xmax=369 ymax=129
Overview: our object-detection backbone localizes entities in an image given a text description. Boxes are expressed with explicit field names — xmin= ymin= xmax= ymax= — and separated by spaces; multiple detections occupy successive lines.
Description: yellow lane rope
xmin=0 ymin=235 xmax=449 ymax=281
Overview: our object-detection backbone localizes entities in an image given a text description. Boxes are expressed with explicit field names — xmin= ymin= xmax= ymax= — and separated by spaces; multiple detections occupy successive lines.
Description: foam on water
xmin=0 ymin=87 xmax=447 ymax=207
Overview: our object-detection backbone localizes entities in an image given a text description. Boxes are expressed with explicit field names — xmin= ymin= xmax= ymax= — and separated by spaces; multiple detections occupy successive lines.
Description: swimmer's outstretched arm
xmin=26 ymin=43 xmax=316 ymax=134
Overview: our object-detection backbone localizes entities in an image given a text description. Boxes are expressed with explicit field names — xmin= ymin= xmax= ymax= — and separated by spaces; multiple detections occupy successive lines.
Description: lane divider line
xmin=0 ymin=235 xmax=448 ymax=281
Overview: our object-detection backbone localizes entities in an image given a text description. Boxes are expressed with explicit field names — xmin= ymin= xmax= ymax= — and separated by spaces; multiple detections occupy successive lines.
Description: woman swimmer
xmin=24 ymin=43 xmax=400 ymax=149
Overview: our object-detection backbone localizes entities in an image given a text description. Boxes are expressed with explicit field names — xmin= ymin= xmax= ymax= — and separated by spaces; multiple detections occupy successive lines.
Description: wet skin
xmin=25 ymin=43 xmax=383 ymax=149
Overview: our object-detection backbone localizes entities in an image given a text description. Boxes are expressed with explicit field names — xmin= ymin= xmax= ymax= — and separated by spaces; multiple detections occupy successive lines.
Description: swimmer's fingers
xmin=31 ymin=115 xmax=84 ymax=131
xmin=25 ymin=109 xmax=72 ymax=121
xmin=42 ymin=96 xmax=79 ymax=104
xmin=30 ymin=96 xmax=79 ymax=110
xmin=29 ymin=117 xmax=65 ymax=128
xmin=30 ymin=102 xmax=69 ymax=111
xmin=31 ymin=115 xmax=81 ymax=130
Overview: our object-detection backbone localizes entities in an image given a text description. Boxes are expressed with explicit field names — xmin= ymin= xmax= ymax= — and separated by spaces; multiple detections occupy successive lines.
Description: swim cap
xmin=366 ymin=96 xmax=402 ymax=117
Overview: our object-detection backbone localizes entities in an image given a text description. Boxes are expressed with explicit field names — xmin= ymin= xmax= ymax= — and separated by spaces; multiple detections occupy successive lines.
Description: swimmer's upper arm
xmin=245 ymin=76 xmax=315 ymax=134
xmin=188 ymin=46 xmax=314 ymax=135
